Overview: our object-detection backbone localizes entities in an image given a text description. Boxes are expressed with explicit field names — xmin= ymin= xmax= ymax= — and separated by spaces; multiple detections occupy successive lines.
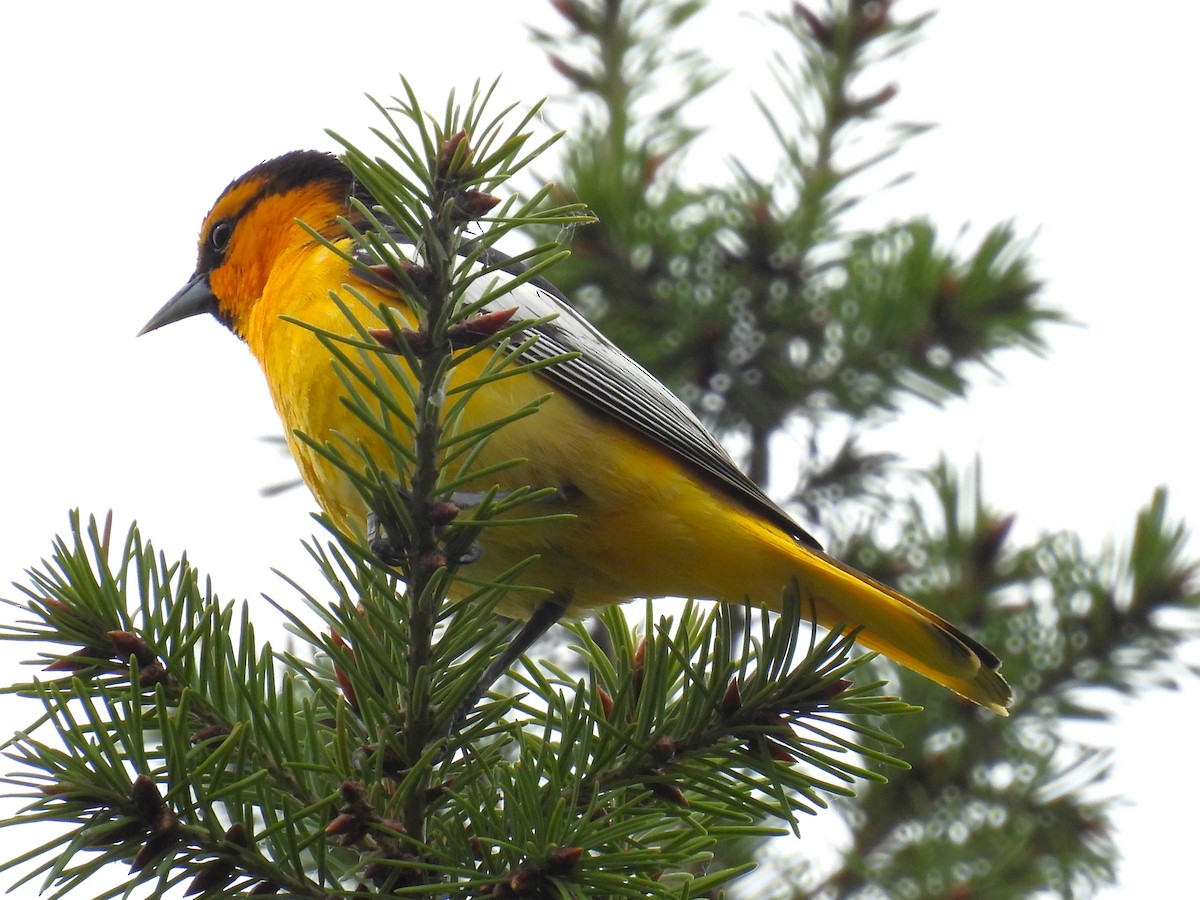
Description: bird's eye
xmin=210 ymin=220 xmax=233 ymax=254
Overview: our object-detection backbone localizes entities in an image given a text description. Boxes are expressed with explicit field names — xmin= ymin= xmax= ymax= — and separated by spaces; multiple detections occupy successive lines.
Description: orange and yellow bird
xmin=142 ymin=150 xmax=1011 ymax=717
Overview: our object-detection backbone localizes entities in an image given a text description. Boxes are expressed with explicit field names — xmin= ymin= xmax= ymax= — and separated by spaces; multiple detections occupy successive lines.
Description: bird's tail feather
xmin=761 ymin=541 xmax=1012 ymax=715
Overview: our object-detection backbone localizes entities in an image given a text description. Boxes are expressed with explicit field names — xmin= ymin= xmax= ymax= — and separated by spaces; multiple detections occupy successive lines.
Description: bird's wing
xmin=354 ymin=241 xmax=821 ymax=550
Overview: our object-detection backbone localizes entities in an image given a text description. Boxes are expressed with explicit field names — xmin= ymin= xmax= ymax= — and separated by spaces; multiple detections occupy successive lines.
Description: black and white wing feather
xmin=474 ymin=263 xmax=822 ymax=551
xmin=354 ymin=238 xmax=820 ymax=550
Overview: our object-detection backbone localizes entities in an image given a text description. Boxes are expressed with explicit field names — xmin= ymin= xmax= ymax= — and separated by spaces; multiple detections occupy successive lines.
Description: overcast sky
xmin=2 ymin=2 xmax=1197 ymax=895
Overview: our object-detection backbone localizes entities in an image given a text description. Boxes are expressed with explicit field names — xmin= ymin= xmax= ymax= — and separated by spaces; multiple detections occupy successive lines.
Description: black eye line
xmin=199 ymin=206 xmax=249 ymax=272
xmin=203 ymin=178 xmax=281 ymax=265
xmin=200 ymin=169 xmax=352 ymax=274
xmin=210 ymin=219 xmax=233 ymax=253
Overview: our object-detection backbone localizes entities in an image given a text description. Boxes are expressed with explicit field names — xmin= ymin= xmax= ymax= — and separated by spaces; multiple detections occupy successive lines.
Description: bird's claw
xmin=367 ymin=509 xmax=485 ymax=568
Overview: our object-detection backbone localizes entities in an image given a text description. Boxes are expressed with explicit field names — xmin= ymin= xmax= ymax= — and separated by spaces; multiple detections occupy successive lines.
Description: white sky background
xmin=1 ymin=1 xmax=1197 ymax=896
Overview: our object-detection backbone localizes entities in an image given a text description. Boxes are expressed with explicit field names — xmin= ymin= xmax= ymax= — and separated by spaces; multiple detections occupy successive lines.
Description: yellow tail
xmin=648 ymin=485 xmax=1011 ymax=714
xmin=758 ymin=537 xmax=1011 ymax=715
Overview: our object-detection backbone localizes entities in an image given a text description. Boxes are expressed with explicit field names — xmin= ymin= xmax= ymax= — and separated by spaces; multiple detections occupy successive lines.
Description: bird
xmin=141 ymin=149 xmax=1011 ymax=720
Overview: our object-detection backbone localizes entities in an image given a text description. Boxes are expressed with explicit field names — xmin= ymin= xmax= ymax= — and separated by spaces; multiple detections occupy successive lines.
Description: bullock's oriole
xmin=142 ymin=150 xmax=1011 ymax=716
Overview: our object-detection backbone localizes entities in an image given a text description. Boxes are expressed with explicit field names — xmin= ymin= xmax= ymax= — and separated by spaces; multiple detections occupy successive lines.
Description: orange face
xmin=143 ymin=151 xmax=356 ymax=339
xmin=196 ymin=154 xmax=356 ymax=337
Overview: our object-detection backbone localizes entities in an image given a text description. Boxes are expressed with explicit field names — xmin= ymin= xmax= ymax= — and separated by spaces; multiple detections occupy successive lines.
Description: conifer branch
xmin=1 ymin=78 xmax=919 ymax=898
xmin=8 ymin=6 xmax=1192 ymax=897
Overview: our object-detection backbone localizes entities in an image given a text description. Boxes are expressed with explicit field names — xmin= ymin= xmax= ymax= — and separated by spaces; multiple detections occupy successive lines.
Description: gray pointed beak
xmin=140 ymin=272 xmax=217 ymax=336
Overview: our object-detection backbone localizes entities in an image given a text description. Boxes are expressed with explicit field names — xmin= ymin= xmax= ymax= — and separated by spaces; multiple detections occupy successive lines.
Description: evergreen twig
xmin=1 ymin=78 xmax=918 ymax=898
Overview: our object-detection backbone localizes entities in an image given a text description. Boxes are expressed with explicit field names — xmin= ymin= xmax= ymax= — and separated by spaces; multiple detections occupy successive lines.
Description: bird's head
xmin=141 ymin=150 xmax=361 ymax=339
